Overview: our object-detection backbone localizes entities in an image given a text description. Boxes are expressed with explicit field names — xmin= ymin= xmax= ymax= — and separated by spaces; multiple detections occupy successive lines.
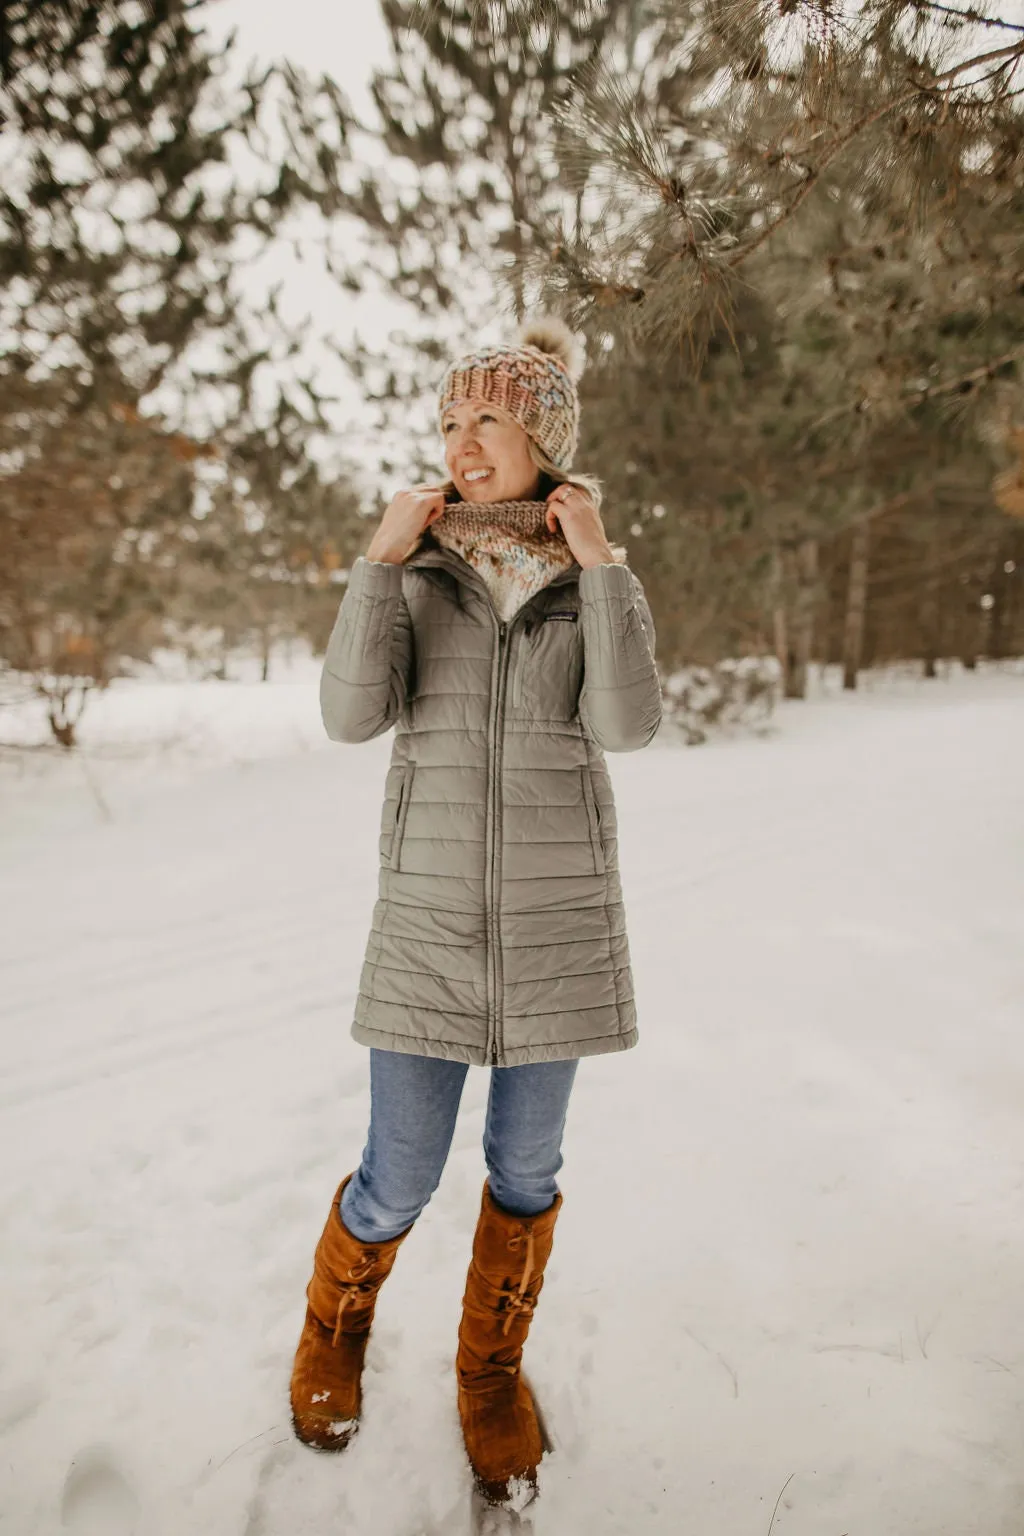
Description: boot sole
xmin=471 ymin=1484 xmax=537 ymax=1531
xmin=290 ymin=1412 xmax=358 ymax=1452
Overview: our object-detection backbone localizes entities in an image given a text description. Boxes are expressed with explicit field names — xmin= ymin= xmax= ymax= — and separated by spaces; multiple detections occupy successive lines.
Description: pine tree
xmin=327 ymin=0 xmax=630 ymax=476
xmin=522 ymin=0 xmax=1024 ymax=685
xmin=0 ymin=1 xmax=362 ymax=741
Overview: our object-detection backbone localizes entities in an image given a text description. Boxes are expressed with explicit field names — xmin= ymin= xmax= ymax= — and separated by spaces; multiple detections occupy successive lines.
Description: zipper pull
xmin=498 ymin=622 xmax=507 ymax=641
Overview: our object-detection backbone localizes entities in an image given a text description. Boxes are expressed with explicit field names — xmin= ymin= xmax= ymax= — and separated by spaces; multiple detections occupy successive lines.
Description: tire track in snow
xmin=0 ymin=897 xmax=358 ymax=1023
xmin=627 ymin=799 xmax=839 ymax=911
xmin=0 ymin=988 xmax=355 ymax=1113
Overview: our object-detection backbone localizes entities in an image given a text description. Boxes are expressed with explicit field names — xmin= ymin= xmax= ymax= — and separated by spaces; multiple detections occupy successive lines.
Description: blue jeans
xmin=340 ymin=1049 xmax=579 ymax=1243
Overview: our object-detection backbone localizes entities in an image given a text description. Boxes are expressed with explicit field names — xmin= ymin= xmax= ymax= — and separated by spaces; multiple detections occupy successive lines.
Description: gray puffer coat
xmin=320 ymin=538 xmax=662 ymax=1066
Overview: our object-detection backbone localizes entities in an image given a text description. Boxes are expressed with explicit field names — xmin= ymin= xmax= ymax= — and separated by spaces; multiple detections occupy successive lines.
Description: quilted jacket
xmin=320 ymin=533 xmax=662 ymax=1066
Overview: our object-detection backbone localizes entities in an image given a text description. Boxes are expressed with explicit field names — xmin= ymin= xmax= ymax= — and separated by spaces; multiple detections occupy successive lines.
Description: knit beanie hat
xmin=438 ymin=317 xmax=585 ymax=471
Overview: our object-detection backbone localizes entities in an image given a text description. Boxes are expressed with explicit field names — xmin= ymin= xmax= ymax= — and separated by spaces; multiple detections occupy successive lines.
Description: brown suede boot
xmin=456 ymin=1182 xmax=562 ymax=1507
xmin=290 ymin=1177 xmax=411 ymax=1451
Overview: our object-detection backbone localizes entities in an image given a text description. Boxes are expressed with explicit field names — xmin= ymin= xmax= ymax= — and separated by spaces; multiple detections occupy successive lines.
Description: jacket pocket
xmin=388 ymin=763 xmax=415 ymax=872
xmin=580 ymin=766 xmax=606 ymax=875
xmin=519 ymin=615 xmax=583 ymax=720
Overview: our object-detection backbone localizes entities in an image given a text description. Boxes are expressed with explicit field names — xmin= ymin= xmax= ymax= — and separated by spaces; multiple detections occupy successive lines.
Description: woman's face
xmin=442 ymin=400 xmax=541 ymax=503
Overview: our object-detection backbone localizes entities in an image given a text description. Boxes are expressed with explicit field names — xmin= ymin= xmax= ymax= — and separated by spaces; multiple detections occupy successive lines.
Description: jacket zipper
xmin=580 ymin=764 xmax=606 ymax=875
xmin=485 ymin=620 xmax=507 ymax=1064
xmin=485 ymin=616 xmax=527 ymax=1066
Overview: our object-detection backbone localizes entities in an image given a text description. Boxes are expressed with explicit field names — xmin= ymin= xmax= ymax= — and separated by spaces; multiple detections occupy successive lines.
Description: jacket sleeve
xmin=319 ymin=557 xmax=413 ymax=743
xmin=578 ymin=563 xmax=662 ymax=752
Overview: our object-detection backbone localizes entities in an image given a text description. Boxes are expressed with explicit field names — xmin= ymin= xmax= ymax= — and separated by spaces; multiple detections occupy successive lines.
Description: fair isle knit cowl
xmin=432 ymin=500 xmax=576 ymax=621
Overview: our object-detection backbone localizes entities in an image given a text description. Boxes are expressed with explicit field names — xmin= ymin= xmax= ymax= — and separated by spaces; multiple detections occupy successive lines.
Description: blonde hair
xmin=527 ymin=440 xmax=604 ymax=510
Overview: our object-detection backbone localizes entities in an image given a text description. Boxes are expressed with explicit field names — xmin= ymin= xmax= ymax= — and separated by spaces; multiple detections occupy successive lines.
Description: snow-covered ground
xmin=2 ymin=664 xmax=1023 ymax=1535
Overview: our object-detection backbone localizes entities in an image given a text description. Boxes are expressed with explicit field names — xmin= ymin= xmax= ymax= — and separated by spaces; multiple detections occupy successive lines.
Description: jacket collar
xmin=405 ymin=538 xmax=581 ymax=612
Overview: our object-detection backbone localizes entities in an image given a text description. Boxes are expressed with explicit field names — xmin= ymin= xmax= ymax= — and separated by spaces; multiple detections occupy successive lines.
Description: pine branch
xmin=928 ymin=33 xmax=1024 ymax=81
xmin=903 ymin=344 xmax=1024 ymax=403
xmin=799 ymin=346 xmax=1024 ymax=447
xmin=913 ymin=3 xmax=1024 ymax=33
xmin=863 ymin=491 xmax=914 ymax=526
xmin=722 ymin=39 xmax=1024 ymax=269
xmin=409 ymin=0 xmax=584 ymax=29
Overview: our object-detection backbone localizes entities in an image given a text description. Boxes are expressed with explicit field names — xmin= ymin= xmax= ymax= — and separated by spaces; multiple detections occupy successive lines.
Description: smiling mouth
xmin=463 ymin=468 xmax=493 ymax=484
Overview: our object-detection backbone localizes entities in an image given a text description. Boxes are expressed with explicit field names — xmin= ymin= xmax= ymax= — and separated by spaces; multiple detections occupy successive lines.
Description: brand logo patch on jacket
xmin=544 ymin=609 xmax=578 ymax=622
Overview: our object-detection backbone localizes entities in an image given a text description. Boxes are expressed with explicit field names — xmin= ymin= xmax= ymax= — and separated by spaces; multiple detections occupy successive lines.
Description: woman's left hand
xmin=545 ymin=483 xmax=616 ymax=569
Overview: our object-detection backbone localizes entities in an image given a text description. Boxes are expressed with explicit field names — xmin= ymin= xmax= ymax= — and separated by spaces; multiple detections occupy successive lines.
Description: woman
xmin=290 ymin=319 xmax=662 ymax=1510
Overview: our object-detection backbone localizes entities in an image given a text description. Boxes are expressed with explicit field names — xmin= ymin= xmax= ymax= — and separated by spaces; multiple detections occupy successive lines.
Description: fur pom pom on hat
xmin=438 ymin=316 xmax=584 ymax=471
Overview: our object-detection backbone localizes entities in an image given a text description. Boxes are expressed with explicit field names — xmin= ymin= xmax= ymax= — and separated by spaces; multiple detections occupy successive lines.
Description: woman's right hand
xmin=365 ymin=487 xmax=447 ymax=564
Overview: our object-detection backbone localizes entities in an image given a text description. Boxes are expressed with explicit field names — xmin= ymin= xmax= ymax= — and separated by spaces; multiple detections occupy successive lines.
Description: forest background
xmin=2 ymin=0 xmax=1023 ymax=748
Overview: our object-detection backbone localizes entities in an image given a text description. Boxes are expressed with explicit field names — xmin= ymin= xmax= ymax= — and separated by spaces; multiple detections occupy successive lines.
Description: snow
xmin=2 ymin=664 xmax=1024 ymax=1535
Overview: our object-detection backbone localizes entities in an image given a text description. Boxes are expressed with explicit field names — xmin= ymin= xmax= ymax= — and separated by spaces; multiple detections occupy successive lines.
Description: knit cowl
xmin=431 ymin=499 xmax=576 ymax=621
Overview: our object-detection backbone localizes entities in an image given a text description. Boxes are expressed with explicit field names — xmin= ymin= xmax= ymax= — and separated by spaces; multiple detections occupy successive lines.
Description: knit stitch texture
xmin=438 ymin=344 xmax=580 ymax=470
xmin=432 ymin=500 xmax=576 ymax=620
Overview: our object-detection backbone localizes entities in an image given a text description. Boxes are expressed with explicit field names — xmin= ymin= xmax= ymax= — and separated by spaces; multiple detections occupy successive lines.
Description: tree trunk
xmin=48 ymin=711 xmax=76 ymax=749
xmin=508 ymin=161 xmax=527 ymax=322
xmin=842 ymin=521 xmax=870 ymax=690
xmin=962 ymin=590 xmax=983 ymax=671
xmin=773 ymin=604 xmax=789 ymax=691
xmin=44 ymin=679 xmax=90 ymax=749
xmin=986 ymin=537 xmax=1019 ymax=660
xmin=785 ymin=538 xmax=819 ymax=700
xmin=771 ymin=546 xmax=790 ymax=695
xmin=919 ymin=564 xmax=940 ymax=679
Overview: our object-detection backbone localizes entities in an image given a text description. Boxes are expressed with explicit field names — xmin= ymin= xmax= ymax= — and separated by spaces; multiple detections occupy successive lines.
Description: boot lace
xmin=500 ymin=1228 xmax=537 ymax=1337
xmin=331 ymin=1252 xmax=378 ymax=1347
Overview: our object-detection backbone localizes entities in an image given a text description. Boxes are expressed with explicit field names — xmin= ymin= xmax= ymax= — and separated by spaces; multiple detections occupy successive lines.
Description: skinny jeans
xmin=340 ymin=1048 xmax=579 ymax=1243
